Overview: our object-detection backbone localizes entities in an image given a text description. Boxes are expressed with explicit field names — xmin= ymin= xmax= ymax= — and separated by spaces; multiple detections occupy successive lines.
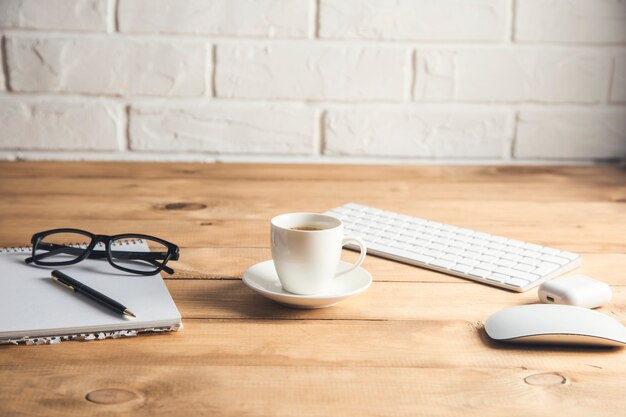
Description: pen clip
xmin=52 ymin=276 xmax=75 ymax=292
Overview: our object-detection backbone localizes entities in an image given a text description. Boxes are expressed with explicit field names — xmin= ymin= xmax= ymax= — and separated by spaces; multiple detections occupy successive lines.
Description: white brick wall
xmin=0 ymin=0 xmax=624 ymax=163
xmin=0 ymin=99 xmax=121 ymax=150
xmin=515 ymin=0 xmax=626 ymax=44
xmin=515 ymin=110 xmax=626 ymax=160
xmin=415 ymin=49 xmax=610 ymax=103
xmin=319 ymin=0 xmax=509 ymax=41
xmin=324 ymin=109 xmax=511 ymax=158
xmin=6 ymin=36 xmax=207 ymax=96
xmin=118 ymin=0 xmax=311 ymax=37
xmin=130 ymin=104 xmax=315 ymax=154
xmin=216 ymin=44 xmax=410 ymax=101
xmin=0 ymin=0 xmax=110 ymax=31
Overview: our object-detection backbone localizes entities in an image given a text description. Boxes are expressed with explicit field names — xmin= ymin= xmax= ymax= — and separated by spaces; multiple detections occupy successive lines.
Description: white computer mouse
xmin=485 ymin=304 xmax=626 ymax=347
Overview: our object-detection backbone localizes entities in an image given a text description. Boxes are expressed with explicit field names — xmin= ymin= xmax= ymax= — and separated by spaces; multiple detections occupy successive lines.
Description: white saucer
xmin=242 ymin=260 xmax=372 ymax=309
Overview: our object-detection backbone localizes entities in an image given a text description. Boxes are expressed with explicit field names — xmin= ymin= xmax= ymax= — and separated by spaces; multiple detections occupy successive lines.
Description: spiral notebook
xmin=0 ymin=240 xmax=182 ymax=345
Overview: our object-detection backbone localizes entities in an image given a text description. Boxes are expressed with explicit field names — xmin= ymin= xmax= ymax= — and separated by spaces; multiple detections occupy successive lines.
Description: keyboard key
xmin=519 ymin=257 xmax=541 ymax=266
xmin=429 ymin=243 xmax=447 ymax=251
xmin=534 ymin=262 xmax=560 ymax=276
xmin=450 ymin=264 xmax=474 ymax=274
xmin=429 ymin=259 xmax=455 ymax=269
xmin=539 ymin=254 xmax=569 ymax=266
xmin=494 ymin=267 xmax=540 ymax=282
xmin=478 ymin=254 xmax=498 ymax=263
xmin=468 ymin=269 xmax=490 ymax=279
xmin=486 ymin=273 xmax=510 ymax=283
xmin=390 ymin=242 xmax=411 ymax=250
xmin=362 ymin=234 xmax=379 ymax=243
xmin=448 ymin=241 xmax=470 ymax=250
xmin=463 ymin=251 xmax=481 ymax=259
xmin=476 ymin=262 xmax=498 ymax=271
xmin=506 ymin=278 xmax=530 ymax=288
xmin=444 ymin=247 xmax=465 ymax=255
xmin=483 ymin=249 xmax=501 ymax=257
xmin=522 ymin=243 xmax=542 ymax=251
xmin=467 ymin=245 xmax=487 ymax=254
xmin=520 ymin=250 xmax=542 ymax=258
xmin=501 ymin=253 xmax=522 ymax=262
xmin=458 ymin=258 xmax=480 ymax=267
xmin=505 ymin=246 xmax=524 ymax=254
xmin=540 ymin=247 xmax=560 ymax=255
xmin=558 ymin=251 xmax=580 ymax=261
xmin=424 ymin=249 xmax=445 ymax=258
xmin=512 ymin=263 xmax=536 ymax=272
xmin=493 ymin=258 xmax=516 ymax=267
xmin=431 ymin=237 xmax=449 ymax=245
xmin=397 ymin=235 xmax=414 ymax=243
xmin=412 ymin=254 xmax=435 ymax=264
xmin=451 ymin=264 xmax=473 ymax=274
xmin=441 ymin=253 xmax=461 ymax=263
xmin=408 ymin=245 xmax=427 ymax=254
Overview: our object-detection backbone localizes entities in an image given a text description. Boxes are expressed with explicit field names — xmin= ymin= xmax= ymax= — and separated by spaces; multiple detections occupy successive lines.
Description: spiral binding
xmin=0 ymin=239 xmax=145 ymax=253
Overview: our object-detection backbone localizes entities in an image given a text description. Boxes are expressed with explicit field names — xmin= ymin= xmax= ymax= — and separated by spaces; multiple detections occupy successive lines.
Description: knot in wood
xmin=161 ymin=202 xmax=207 ymax=211
xmin=85 ymin=388 xmax=138 ymax=405
xmin=524 ymin=372 xmax=567 ymax=386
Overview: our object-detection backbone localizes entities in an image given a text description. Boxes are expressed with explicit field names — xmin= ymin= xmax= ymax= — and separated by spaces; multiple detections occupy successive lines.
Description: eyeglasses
xmin=25 ymin=228 xmax=180 ymax=275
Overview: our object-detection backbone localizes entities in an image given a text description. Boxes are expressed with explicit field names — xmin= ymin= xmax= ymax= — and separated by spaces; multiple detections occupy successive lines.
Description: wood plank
xmin=1 ymin=365 xmax=624 ymax=417
xmin=1 ymin=161 xmax=625 ymax=185
xmin=2 ymin=320 xmax=624 ymax=372
xmin=171 ymin=250 xmax=626 ymax=283
xmin=1 ymin=209 xmax=624 ymax=252
xmin=2 ymin=176 xmax=624 ymax=203
xmin=164 ymin=280 xmax=626 ymax=321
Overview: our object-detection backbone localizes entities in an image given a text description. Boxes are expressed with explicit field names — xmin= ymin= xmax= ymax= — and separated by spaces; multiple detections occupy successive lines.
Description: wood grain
xmin=2 ymin=365 xmax=625 ymax=417
xmin=0 ymin=162 xmax=625 ymax=417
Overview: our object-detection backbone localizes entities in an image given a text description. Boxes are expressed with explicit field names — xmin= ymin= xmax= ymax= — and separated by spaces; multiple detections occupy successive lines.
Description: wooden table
xmin=1 ymin=162 xmax=625 ymax=417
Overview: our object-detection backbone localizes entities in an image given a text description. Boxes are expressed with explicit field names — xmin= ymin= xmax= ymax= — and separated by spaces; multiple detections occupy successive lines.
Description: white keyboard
xmin=326 ymin=203 xmax=581 ymax=292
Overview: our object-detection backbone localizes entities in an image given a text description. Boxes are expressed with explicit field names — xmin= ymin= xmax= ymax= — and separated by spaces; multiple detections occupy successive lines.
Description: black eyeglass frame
xmin=25 ymin=228 xmax=180 ymax=275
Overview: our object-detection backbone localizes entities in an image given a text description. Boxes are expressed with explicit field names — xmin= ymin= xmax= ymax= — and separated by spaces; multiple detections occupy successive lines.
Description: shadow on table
xmin=476 ymin=326 xmax=619 ymax=352
xmin=187 ymin=279 xmax=335 ymax=320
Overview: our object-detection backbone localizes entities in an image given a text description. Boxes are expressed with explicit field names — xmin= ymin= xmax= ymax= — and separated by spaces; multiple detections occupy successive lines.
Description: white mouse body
xmin=485 ymin=304 xmax=626 ymax=347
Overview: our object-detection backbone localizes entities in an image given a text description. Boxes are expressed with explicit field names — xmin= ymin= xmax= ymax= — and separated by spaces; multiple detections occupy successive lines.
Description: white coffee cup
xmin=270 ymin=212 xmax=367 ymax=295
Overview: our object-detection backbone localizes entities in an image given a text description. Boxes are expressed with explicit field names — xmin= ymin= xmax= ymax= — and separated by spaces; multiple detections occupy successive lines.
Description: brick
xmin=6 ymin=36 xmax=206 ymax=96
xmin=129 ymin=104 xmax=315 ymax=154
xmin=515 ymin=110 xmax=626 ymax=160
xmin=611 ymin=54 xmax=626 ymax=103
xmin=0 ymin=0 xmax=109 ymax=31
xmin=320 ymin=0 xmax=508 ymax=41
xmin=516 ymin=0 xmax=626 ymax=44
xmin=118 ymin=0 xmax=310 ymax=37
xmin=0 ymin=99 xmax=121 ymax=151
xmin=415 ymin=49 xmax=610 ymax=103
xmin=216 ymin=44 xmax=409 ymax=100
xmin=324 ymin=109 xmax=511 ymax=158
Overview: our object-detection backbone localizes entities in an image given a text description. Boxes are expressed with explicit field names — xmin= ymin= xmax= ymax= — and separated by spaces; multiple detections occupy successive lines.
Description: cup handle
xmin=335 ymin=236 xmax=367 ymax=277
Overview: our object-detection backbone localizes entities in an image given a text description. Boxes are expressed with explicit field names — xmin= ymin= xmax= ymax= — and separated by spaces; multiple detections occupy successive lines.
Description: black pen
xmin=51 ymin=270 xmax=136 ymax=318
